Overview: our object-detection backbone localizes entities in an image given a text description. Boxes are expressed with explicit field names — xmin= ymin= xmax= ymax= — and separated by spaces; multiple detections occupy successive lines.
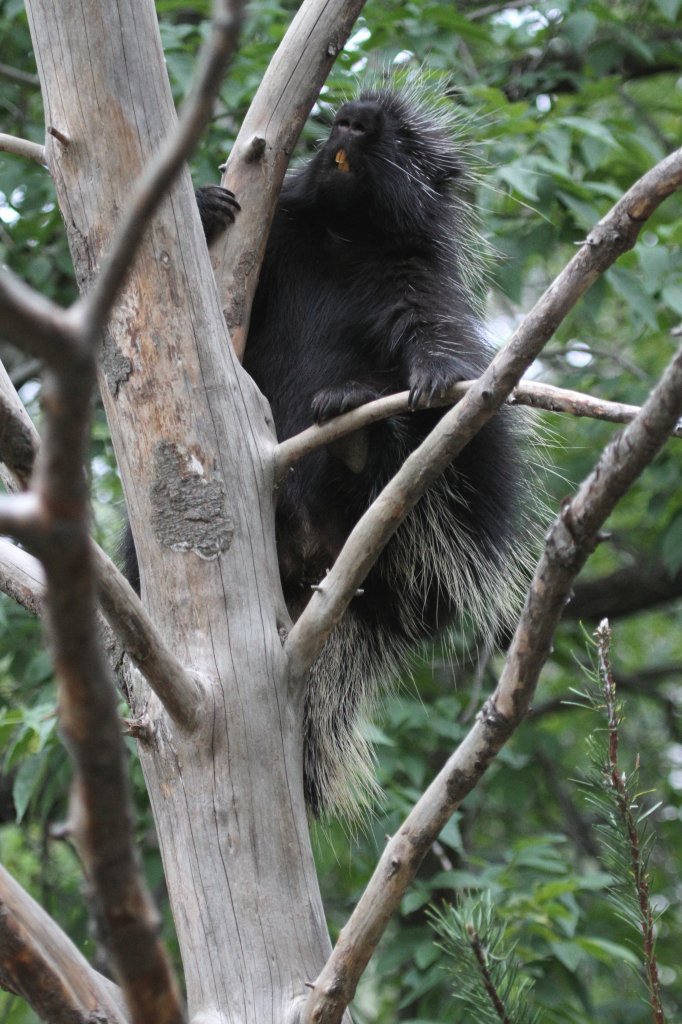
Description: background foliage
xmin=1 ymin=0 xmax=681 ymax=1021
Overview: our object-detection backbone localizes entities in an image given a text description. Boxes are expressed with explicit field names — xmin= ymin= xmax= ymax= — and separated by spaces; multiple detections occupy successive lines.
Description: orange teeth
xmin=335 ymin=149 xmax=350 ymax=173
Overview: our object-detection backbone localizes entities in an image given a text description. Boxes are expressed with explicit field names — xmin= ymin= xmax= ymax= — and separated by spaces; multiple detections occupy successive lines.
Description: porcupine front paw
xmin=311 ymin=382 xmax=383 ymax=424
xmin=195 ymin=185 xmax=240 ymax=243
xmin=407 ymin=361 xmax=464 ymax=412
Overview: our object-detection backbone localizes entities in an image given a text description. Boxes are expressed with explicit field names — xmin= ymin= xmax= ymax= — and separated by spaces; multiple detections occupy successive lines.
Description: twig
xmin=0 ymin=132 xmax=45 ymax=165
xmin=299 ymin=146 xmax=682 ymax=1023
xmin=274 ymin=377 xmax=682 ymax=479
xmin=210 ymin=0 xmax=368 ymax=360
xmin=287 ymin=145 xmax=682 ymax=681
xmin=530 ymin=662 xmax=682 ymax=721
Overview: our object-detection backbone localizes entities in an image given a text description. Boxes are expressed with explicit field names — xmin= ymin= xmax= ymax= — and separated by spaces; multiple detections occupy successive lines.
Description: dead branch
xmin=211 ymin=0 xmax=368 ymax=360
xmin=274 ymin=377 xmax=682 ymax=478
xmin=0 ymin=132 xmax=45 ymax=165
xmin=286 ymin=145 xmax=682 ymax=679
xmin=300 ymin=336 xmax=682 ymax=1024
xmin=0 ymin=865 xmax=128 ymax=1024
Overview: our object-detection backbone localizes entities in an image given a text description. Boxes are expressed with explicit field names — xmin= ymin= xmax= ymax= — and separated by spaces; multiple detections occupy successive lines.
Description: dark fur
xmin=127 ymin=89 xmax=529 ymax=816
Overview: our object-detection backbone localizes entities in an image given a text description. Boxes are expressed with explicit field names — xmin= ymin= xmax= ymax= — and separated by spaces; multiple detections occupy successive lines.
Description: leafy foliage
xmin=1 ymin=1 xmax=681 ymax=1022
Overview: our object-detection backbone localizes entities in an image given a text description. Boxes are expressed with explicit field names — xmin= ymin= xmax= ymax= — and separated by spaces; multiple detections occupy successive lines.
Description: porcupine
xmin=241 ymin=85 xmax=533 ymax=818
xmin=125 ymin=85 xmax=533 ymax=818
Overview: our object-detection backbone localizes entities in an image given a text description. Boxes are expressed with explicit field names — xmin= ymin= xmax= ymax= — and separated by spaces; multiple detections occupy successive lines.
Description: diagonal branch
xmin=286 ymin=145 xmax=682 ymax=678
xmin=301 ymin=340 xmax=682 ymax=1024
xmin=0 ymin=864 xmax=128 ymax=1024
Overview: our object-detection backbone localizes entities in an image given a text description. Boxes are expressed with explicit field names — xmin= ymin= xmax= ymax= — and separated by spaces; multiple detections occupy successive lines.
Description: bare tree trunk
xmin=24 ymin=1 xmax=332 ymax=1020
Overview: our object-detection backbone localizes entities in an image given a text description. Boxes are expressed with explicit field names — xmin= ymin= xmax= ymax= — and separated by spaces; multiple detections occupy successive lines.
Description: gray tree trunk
xmin=24 ymin=1 xmax=333 ymax=1020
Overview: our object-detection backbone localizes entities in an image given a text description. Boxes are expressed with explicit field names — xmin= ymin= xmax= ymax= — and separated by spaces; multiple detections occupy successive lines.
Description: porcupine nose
xmin=332 ymin=101 xmax=384 ymax=173
xmin=333 ymin=100 xmax=384 ymax=138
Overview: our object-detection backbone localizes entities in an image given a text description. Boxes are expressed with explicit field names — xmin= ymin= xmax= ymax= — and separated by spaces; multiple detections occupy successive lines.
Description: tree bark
xmin=24 ymin=2 xmax=334 ymax=1021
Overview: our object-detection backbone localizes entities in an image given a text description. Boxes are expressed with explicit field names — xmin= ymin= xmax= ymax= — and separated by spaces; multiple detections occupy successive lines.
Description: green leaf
xmin=574 ymin=936 xmax=641 ymax=967
xmin=13 ymin=750 xmax=49 ymax=823
xmin=562 ymin=12 xmax=599 ymax=50
xmin=550 ymin=940 xmax=584 ymax=972
xmin=662 ymin=282 xmax=682 ymax=317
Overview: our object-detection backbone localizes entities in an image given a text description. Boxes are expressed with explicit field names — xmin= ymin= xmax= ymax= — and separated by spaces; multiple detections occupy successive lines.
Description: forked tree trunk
xmin=24 ymin=1 xmax=333 ymax=1020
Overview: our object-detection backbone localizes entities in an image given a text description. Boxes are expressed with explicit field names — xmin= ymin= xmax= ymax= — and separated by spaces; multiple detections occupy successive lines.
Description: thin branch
xmin=274 ymin=377 xmax=682 ymax=479
xmin=300 ymin=334 xmax=682 ymax=1024
xmin=210 ymin=0 xmax=368 ymax=360
xmin=566 ymin=559 xmax=682 ymax=620
xmin=0 ymin=62 xmax=40 ymax=87
xmin=0 ymin=267 xmax=81 ymax=364
xmin=0 ymin=865 xmax=129 ymax=1024
xmin=0 ymin=132 xmax=45 ymax=165
xmin=287 ymin=146 xmax=682 ymax=679
xmin=78 ymin=0 xmax=245 ymax=341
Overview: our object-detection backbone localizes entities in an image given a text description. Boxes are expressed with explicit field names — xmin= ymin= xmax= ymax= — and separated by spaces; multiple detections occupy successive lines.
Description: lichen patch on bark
xmin=151 ymin=441 xmax=234 ymax=560
xmin=101 ymin=335 xmax=133 ymax=397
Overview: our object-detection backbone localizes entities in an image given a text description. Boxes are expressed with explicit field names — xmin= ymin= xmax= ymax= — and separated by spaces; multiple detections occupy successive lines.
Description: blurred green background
xmin=1 ymin=1 xmax=681 ymax=1020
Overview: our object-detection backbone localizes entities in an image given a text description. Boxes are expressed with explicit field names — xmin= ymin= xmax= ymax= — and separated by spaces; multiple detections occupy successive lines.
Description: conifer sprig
xmin=583 ymin=620 xmax=666 ymax=1024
